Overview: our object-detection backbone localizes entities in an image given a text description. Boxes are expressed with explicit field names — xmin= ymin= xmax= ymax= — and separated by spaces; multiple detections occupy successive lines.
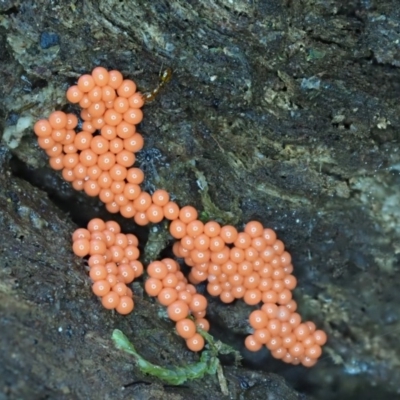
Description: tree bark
xmin=1 ymin=1 xmax=400 ymax=399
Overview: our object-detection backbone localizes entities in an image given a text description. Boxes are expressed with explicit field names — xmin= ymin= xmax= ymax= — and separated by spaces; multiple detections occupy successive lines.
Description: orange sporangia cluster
xmin=35 ymin=67 xmax=327 ymax=365
xmin=33 ymin=67 xmax=165 ymax=223
xmin=72 ymin=218 xmax=143 ymax=314
xmin=170 ymin=217 xmax=327 ymax=366
xmin=144 ymin=258 xmax=209 ymax=351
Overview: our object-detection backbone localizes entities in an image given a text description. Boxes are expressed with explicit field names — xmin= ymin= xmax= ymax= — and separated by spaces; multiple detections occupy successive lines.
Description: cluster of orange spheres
xmin=170 ymin=216 xmax=327 ymax=366
xmin=72 ymin=218 xmax=143 ymax=315
xmin=144 ymin=258 xmax=209 ymax=352
xmin=37 ymin=68 xmax=327 ymax=363
xmin=33 ymin=67 xmax=171 ymax=224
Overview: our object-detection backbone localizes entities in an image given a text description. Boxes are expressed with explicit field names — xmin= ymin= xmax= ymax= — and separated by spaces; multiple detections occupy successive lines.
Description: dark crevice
xmin=1 ymin=5 xmax=19 ymax=16
xmin=9 ymin=154 xmax=149 ymax=243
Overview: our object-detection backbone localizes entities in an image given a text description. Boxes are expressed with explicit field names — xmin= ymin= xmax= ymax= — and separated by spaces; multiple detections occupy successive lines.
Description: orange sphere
xmin=128 ymin=92 xmax=145 ymax=108
xmin=109 ymin=137 xmax=124 ymax=154
xmin=74 ymin=131 xmax=92 ymax=150
xmin=179 ymin=206 xmax=198 ymax=224
xmin=252 ymin=237 xmax=267 ymax=252
xmin=245 ymin=335 xmax=262 ymax=352
xmin=101 ymin=124 xmax=117 ymax=140
xmin=99 ymin=189 xmax=114 ymax=204
xmin=267 ymin=337 xmax=282 ymax=351
xmin=124 ymin=133 xmax=144 ymax=152
xmin=243 ymin=288 xmax=262 ymax=305
xmin=87 ymin=165 xmax=102 ymax=180
xmin=244 ymin=221 xmax=264 ymax=238
xmin=112 ymin=282 xmax=128 ymax=297
xmin=116 ymin=149 xmax=135 ymax=167
xmin=147 ymin=261 xmax=168 ymax=279
xmin=106 ymin=273 xmax=119 ymax=287
xmin=263 ymin=228 xmax=277 ymax=245
xmin=220 ymin=290 xmax=235 ymax=303
xmin=89 ymin=239 xmax=106 ymax=255
xmin=133 ymin=192 xmax=152 ymax=211
xmin=117 ymin=121 xmax=136 ymax=139
xmin=158 ymin=288 xmax=178 ymax=306
xmin=163 ymin=201 xmax=180 ymax=220
xmin=130 ymin=260 xmax=144 ymax=277
xmin=145 ymin=277 xmax=163 ymax=296
xmin=116 ymin=296 xmax=134 ymax=315
xmin=267 ymin=319 xmax=282 ymax=336
xmin=186 ymin=333 xmax=204 ymax=352
xmin=220 ymin=225 xmax=238 ymax=244
xmin=288 ymin=313 xmax=302 ymax=329
xmin=51 ymin=128 xmax=67 ymax=142
xmin=109 ymin=164 xmax=127 ymax=181
xmin=62 ymin=153 xmax=78 ymax=169
xmin=92 ymin=280 xmax=111 ymax=296
xmin=88 ymin=86 xmax=102 ymax=103
xmin=169 ymin=220 xmax=187 ymax=239
xmin=88 ymin=255 xmax=105 ymax=268
xmin=178 ymin=290 xmax=193 ymax=304
xmin=92 ymin=67 xmax=109 ymax=86
xmin=305 ymin=344 xmax=322 ymax=359
xmin=146 ymin=204 xmax=164 ymax=223
xmin=49 ymin=111 xmax=67 ymax=129
xmin=176 ymin=318 xmax=196 ymax=339
xmin=101 ymin=85 xmax=116 ymax=102
xmin=187 ymin=221 xmax=205 ymax=239
xmin=273 ymin=240 xmax=285 ymax=255
xmin=101 ymin=291 xmax=120 ymax=309
xmin=73 ymin=239 xmax=90 ymax=257
xmin=77 ymin=74 xmax=95 ymax=93
xmin=124 ymin=245 xmax=139 ymax=260
xmin=209 ymin=236 xmax=225 ymax=252
xmin=134 ymin=211 xmax=149 ymax=226
xmin=243 ymin=272 xmax=261 ymax=290
xmin=294 ymin=324 xmax=310 ymax=341
xmin=49 ymin=155 xmax=64 ymax=170
xmin=249 ymin=310 xmax=268 ymax=330
xmin=117 ymin=79 xmax=137 ymax=98
xmin=89 ymin=265 xmax=108 ymax=281
xmin=195 ymin=318 xmax=210 ymax=332
xmin=104 ymin=109 xmax=122 ymax=126
xmin=167 ymin=300 xmax=189 ymax=322
xmin=72 ymin=228 xmax=90 ymax=241
xmin=79 ymin=95 xmax=92 ymax=110
xmin=62 ymin=130 xmax=76 ymax=145
xmin=114 ymin=97 xmax=129 ymax=114
xmin=91 ymin=135 xmax=110 ymax=155
xmin=123 ymin=108 xmax=143 ymax=125
xmin=289 ymin=342 xmax=305 ymax=358
xmin=150 ymin=190 xmax=169 ymax=207
xmin=234 ymin=232 xmax=252 ymax=249
xmin=193 ymin=233 xmax=209 ymax=250
xmin=66 ymin=85 xmax=84 ymax=103
xmin=79 ymin=149 xmax=98 ymax=167
xmin=84 ymin=180 xmax=100 ymax=197
xmin=105 ymin=262 xmax=118 ymax=275
xmin=118 ymin=264 xmax=135 ymax=284
xmin=45 ymin=143 xmax=63 ymax=157
xmin=305 ymin=321 xmax=316 ymax=333
xmin=313 ymin=330 xmax=327 ymax=346
xmin=126 ymin=167 xmax=144 ymax=184
xmin=253 ymin=328 xmax=271 ymax=344
xmin=108 ymin=70 xmax=124 ymax=89
xmin=105 ymin=221 xmax=121 ymax=233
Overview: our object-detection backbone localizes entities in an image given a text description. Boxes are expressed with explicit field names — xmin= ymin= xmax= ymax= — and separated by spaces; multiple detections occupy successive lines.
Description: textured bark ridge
xmin=1 ymin=1 xmax=400 ymax=399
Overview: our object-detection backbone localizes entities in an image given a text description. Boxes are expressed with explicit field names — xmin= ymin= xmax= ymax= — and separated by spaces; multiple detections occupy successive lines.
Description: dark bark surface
xmin=1 ymin=1 xmax=400 ymax=399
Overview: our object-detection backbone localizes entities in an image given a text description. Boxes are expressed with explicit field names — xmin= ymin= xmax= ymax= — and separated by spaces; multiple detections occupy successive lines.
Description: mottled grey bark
xmin=1 ymin=1 xmax=400 ymax=399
